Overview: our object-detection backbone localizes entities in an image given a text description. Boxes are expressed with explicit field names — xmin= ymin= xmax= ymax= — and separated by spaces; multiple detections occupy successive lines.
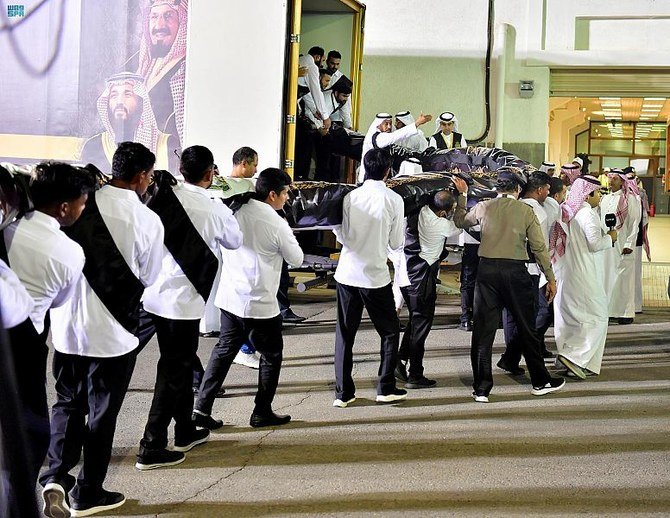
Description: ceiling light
xmin=642 ymin=104 xmax=663 ymax=108
xmin=644 ymin=97 xmax=666 ymax=101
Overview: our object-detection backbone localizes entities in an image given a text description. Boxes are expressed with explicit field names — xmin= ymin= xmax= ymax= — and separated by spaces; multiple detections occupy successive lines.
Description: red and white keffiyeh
xmin=607 ymin=169 xmax=629 ymax=230
xmin=560 ymin=163 xmax=581 ymax=185
xmin=96 ymin=72 xmax=160 ymax=152
xmin=549 ymin=175 xmax=601 ymax=262
xmin=626 ymin=173 xmax=652 ymax=261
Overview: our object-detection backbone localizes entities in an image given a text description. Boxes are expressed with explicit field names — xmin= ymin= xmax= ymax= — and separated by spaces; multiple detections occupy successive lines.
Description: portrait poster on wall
xmin=0 ymin=0 xmax=188 ymax=173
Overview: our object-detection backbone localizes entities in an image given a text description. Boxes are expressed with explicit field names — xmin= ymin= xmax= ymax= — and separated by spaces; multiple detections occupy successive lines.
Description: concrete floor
xmin=41 ymin=289 xmax=670 ymax=517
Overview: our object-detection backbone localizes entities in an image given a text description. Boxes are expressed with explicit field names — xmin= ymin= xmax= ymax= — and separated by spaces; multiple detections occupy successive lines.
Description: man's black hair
xmin=111 ymin=141 xmax=155 ymax=181
xmin=319 ymin=68 xmax=332 ymax=77
xmin=495 ymin=169 xmax=524 ymax=193
xmin=363 ymin=148 xmax=392 ymax=181
xmin=428 ymin=190 xmax=456 ymax=213
xmin=180 ymin=145 xmax=214 ymax=184
xmin=327 ymin=50 xmax=342 ymax=60
xmin=524 ymin=171 xmax=552 ymax=194
xmin=255 ymin=168 xmax=292 ymax=200
xmin=308 ymin=46 xmax=324 ymax=57
xmin=31 ymin=162 xmax=97 ymax=209
xmin=549 ymin=177 xmax=565 ymax=197
xmin=232 ymin=146 xmax=257 ymax=166
xmin=332 ymin=76 xmax=353 ymax=95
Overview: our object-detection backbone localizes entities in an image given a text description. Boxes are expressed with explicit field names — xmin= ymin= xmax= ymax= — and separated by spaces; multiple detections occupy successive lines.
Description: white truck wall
xmin=183 ymin=1 xmax=289 ymax=171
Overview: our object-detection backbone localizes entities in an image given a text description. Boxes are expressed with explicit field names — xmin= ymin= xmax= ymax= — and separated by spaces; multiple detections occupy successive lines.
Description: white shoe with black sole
xmin=42 ymin=482 xmax=71 ymax=518
xmin=333 ymin=397 xmax=356 ymax=408
xmin=376 ymin=388 xmax=407 ymax=403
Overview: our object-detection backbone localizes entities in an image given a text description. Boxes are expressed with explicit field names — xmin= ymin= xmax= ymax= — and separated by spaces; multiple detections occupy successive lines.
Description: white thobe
xmin=396 ymin=129 xmax=428 ymax=153
xmin=358 ymin=124 xmax=419 ymax=183
xmin=298 ymin=55 xmax=329 ymax=120
xmin=201 ymin=178 xmax=255 ymax=333
xmin=600 ymin=190 xmax=642 ymax=318
xmin=554 ymin=203 xmax=612 ymax=374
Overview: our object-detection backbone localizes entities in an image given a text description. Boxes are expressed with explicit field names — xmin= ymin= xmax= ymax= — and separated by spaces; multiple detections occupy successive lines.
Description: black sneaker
xmin=199 ymin=331 xmax=220 ymax=338
xmin=192 ymin=412 xmax=224 ymax=430
xmin=531 ymin=377 xmax=566 ymax=396
xmin=135 ymin=449 xmax=185 ymax=471
xmin=375 ymin=387 xmax=408 ymax=403
xmin=405 ymin=376 xmax=437 ymax=389
xmin=70 ymin=490 xmax=125 ymax=517
xmin=174 ymin=428 xmax=210 ymax=452
xmin=496 ymin=358 xmax=525 ymax=376
xmin=617 ymin=317 xmax=634 ymax=325
xmin=42 ymin=482 xmax=70 ymax=518
xmin=394 ymin=360 xmax=408 ymax=382
xmin=249 ymin=411 xmax=291 ymax=428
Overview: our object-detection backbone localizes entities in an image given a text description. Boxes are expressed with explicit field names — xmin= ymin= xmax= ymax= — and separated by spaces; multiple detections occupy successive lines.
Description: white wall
xmin=183 ymin=0 xmax=288 ymax=171
xmin=301 ymin=13 xmax=353 ymax=76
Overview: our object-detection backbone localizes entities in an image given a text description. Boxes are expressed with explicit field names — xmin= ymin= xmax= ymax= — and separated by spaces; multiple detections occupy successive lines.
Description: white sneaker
xmin=233 ymin=350 xmax=260 ymax=369
xmin=472 ymin=393 xmax=489 ymax=403
xmin=333 ymin=397 xmax=356 ymax=408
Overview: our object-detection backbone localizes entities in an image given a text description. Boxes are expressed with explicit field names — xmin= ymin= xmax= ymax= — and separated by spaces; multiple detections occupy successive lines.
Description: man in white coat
xmin=600 ymin=169 xmax=642 ymax=325
xmin=551 ymin=175 xmax=618 ymax=378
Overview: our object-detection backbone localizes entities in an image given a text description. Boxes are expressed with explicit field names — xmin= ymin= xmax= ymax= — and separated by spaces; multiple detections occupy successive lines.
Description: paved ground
xmin=40 ymin=286 xmax=670 ymax=517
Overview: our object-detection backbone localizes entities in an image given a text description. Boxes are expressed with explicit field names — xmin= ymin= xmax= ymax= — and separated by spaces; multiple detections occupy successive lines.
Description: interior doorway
xmin=282 ymin=0 xmax=365 ymax=179
xmin=548 ymin=95 xmax=669 ymax=215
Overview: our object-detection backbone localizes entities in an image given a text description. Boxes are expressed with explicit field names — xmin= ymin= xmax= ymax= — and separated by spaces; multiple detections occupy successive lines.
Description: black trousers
xmin=140 ymin=315 xmax=199 ymax=452
xmin=277 ymin=260 xmax=291 ymax=314
xmin=501 ymin=274 xmax=540 ymax=366
xmin=535 ymin=285 xmax=554 ymax=350
xmin=334 ymin=282 xmax=400 ymax=399
xmin=471 ymin=259 xmax=551 ymax=396
xmin=6 ymin=318 xmax=50 ymax=489
xmin=398 ymin=262 xmax=439 ymax=379
xmin=195 ymin=310 xmax=283 ymax=416
xmin=294 ymin=118 xmax=314 ymax=181
xmin=501 ymin=274 xmax=554 ymax=365
xmin=460 ymin=243 xmax=480 ymax=324
xmin=39 ymin=349 xmax=136 ymax=501
xmin=314 ymin=133 xmax=342 ymax=183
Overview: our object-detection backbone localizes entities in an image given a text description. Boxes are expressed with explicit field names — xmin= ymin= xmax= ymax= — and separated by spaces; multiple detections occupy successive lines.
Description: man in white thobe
xmin=600 ymin=169 xmax=642 ymax=324
xmin=394 ymin=111 xmax=428 ymax=152
xmin=551 ymin=176 xmax=618 ymax=378
xmin=357 ymin=112 xmax=432 ymax=183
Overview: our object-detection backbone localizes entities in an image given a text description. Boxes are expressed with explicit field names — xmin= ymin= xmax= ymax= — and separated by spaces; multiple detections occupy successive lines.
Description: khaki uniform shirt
xmin=453 ymin=194 xmax=555 ymax=282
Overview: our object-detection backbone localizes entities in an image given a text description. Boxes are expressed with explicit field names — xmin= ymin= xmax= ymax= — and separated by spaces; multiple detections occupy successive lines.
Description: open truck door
xmin=283 ymin=0 xmax=366 ymax=180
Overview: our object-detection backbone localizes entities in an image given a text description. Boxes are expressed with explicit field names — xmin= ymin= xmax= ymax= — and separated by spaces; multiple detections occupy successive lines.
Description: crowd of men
xmin=0 ymin=110 xmax=651 ymax=516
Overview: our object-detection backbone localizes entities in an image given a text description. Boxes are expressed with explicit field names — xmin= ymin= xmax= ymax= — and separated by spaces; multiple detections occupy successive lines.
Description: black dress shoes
xmin=281 ymin=309 xmax=307 ymax=323
xmin=250 ymin=411 xmax=291 ymax=428
xmin=192 ymin=412 xmax=224 ymax=430
xmin=617 ymin=317 xmax=634 ymax=325
xmin=496 ymin=358 xmax=525 ymax=376
xmin=458 ymin=321 xmax=473 ymax=332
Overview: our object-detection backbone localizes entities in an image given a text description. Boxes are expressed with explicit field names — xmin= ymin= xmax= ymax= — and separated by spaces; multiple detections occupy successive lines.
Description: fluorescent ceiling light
xmin=642 ymin=104 xmax=663 ymax=108
xmin=644 ymin=97 xmax=666 ymax=101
